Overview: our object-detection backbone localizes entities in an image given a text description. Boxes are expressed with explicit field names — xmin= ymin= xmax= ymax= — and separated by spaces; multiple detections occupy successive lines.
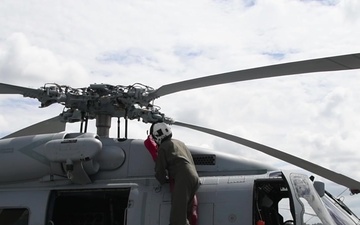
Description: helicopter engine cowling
xmin=0 ymin=133 xmax=108 ymax=184
xmin=44 ymin=138 xmax=101 ymax=162
xmin=44 ymin=135 xmax=102 ymax=184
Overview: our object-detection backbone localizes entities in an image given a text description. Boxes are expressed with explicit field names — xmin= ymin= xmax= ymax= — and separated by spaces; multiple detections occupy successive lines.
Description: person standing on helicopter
xmin=150 ymin=122 xmax=200 ymax=225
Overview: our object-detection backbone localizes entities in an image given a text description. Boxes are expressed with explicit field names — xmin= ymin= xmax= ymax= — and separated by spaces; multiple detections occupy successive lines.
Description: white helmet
xmin=151 ymin=123 xmax=172 ymax=144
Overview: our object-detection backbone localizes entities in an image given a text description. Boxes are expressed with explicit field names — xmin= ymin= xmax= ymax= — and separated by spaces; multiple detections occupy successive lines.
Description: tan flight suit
xmin=155 ymin=139 xmax=200 ymax=225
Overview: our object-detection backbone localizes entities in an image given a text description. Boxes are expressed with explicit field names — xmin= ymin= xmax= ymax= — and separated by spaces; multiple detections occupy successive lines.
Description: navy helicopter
xmin=1 ymin=53 xmax=360 ymax=225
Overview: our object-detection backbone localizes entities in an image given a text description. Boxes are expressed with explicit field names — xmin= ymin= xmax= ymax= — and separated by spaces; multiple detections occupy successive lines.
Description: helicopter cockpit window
xmin=289 ymin=173 xmax=336 ymax=225
xmin=0 ymin=208 xmax=29 ymax=225
xmin=322 ymin=192 xmax=360 ymax=225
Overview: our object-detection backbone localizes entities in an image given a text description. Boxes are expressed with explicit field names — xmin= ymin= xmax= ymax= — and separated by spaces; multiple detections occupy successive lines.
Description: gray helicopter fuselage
xmin=0 ymin=132 xmax=358 ymax=225
xmin=0 ymin=132 xmax=273 ymax=184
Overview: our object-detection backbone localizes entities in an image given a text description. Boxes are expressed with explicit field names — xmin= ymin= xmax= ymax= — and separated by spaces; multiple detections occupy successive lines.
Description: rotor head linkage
xmin=3 ymin=82 xmax=173 ymax=127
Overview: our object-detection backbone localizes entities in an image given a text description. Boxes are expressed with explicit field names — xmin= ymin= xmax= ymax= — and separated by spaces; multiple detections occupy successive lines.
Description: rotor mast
xmin=96 ymin=114 xmax=112 ymax=138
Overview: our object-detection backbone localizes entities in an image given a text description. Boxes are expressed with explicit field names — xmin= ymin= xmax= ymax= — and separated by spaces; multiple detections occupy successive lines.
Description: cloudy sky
xmin=1 ymin=0 xmax=360 ymax=217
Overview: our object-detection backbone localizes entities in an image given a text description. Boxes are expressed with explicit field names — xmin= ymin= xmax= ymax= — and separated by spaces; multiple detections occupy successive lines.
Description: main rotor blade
xmin=0 ymin=83 xmax=41 ymax=98
xmin=174 ymin=121 xmax=360 ymax=190
xmin=151 ymin=53 xmax=360 ymax=98
xmin=1 ymin=116 xmax=66 ymax=139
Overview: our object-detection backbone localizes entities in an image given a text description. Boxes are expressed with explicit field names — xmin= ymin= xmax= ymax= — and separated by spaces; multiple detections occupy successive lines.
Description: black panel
xmin=192 ymin=154 xmax=216 ymax=165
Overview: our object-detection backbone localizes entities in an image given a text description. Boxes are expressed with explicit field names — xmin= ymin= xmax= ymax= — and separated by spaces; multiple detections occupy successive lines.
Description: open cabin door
xmin=47 ymin=188 xmax=130 ymax=225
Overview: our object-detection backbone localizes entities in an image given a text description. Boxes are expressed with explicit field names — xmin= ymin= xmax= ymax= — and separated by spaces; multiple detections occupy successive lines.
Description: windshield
xmin=322 ymin=192 xmax=360 ymax=225
xmin=289 ymin=173 xmax=336 ymax=225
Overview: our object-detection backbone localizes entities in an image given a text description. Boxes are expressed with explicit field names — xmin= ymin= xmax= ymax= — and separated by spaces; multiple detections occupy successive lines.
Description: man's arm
xmin=155 ymin=147 xmax=168 ymax=184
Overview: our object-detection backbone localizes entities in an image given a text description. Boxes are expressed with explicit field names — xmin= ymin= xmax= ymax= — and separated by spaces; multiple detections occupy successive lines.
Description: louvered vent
xmin=193 ymin=154 xmax=216 ymax=165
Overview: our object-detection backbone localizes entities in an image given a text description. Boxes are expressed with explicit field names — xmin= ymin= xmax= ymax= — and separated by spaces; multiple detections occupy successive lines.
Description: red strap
xmin=189 ymin=195 xmax=198 ymax=225
xmin=144 ymin=135 xmax=158 ymax=161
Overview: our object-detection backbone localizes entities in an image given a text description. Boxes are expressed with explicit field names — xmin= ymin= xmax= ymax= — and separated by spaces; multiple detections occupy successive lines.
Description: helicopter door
xmin=47 ymin=188 xmax=130 ymax=225
xmin=253 ymin=178 xmax=292 ymax=225
xmin=159 ymin=202 xmax=171 ymax=225
xmin=0 ymin=190 xmax=50 ymax=225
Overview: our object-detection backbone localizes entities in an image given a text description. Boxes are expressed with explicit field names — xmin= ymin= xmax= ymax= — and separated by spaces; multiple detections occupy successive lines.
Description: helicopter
xmin=1 ymin=53 xmax=360 ymax=225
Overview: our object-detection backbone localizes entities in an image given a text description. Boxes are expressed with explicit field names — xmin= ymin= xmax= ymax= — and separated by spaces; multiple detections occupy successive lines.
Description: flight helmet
xmin=151 ymin=122 xmax=172 ymax=145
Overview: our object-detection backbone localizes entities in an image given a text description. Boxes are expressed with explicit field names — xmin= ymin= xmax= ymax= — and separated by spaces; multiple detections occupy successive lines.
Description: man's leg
xmin=170 ymin=182 xmax=190 ymax=225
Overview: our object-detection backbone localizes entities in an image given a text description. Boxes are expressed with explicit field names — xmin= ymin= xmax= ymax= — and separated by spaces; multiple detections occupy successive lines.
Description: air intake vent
xmin=193 ymin=154 xmax=216 ymax=165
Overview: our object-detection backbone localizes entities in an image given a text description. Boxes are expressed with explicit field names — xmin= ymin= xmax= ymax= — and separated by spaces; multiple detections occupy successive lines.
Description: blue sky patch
xmin=243 ymin=0 xmax=256 ymax=7
xmin=97 ymin=48 xmax=156 ymax=65
xmin=213 ymin=0 xmax=256 ymax=8
xmin=262 ymin=52 xmax=286 ymax=60
xmin=299 ymin=0 xmax=339 ymax=6
xmin=174 ymin=46 xmax=203 ymax=60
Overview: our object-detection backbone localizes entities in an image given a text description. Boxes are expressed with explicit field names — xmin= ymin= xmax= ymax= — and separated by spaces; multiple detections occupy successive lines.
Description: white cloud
xmin=0 ymin=33 xmax=89 ymax=87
